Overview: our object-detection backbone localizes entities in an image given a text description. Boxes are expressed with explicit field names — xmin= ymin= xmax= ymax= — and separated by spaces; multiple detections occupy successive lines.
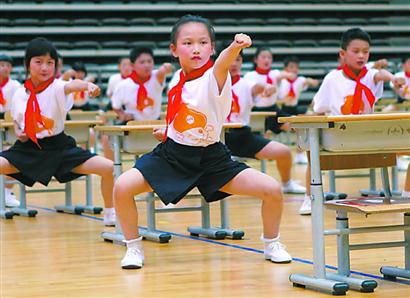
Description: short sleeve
xmin=209 ymin=69 xmax=231 ymax=101
xmin=111 ymin=81 xmax=125 ymax=109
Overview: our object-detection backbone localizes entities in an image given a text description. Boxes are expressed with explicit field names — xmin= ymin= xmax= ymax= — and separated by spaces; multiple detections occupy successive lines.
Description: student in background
xmin=106 ymin=57 xmax=133 ymax=99
xmin=0 ymin=38 xmax=116 ymax=226
xmin=0 ymin=54 xmax=21 ymax=207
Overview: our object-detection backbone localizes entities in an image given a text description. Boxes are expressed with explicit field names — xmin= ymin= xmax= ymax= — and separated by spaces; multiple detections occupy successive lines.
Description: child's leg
xmin=71 ymin=156 xmax=114 ymax=208
xmin=0 ymin=157 xmax=19 ymax=175
xmin=113 ymin=168 xmax=152 ymax=239
xmin=219 ymin=168 xmax=282 ymax=238
xmin=255 ymin=141 xmax=291 ymax=184
xmin=101 ymin=135 xmax=114 ymax=161
xmin=255 ymin=141 xmax=305 ymax=193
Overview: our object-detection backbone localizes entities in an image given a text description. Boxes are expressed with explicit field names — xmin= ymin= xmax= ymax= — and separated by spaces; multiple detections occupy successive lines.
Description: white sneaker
xmin=282 ymin=180 xmax=306 ymax=194
xmin=5 ymin=189 xmax=19 ymax=207
xmin=103 ymin=208 xmax=116 ymax=226
xmin=294 ymin=152 xmax=308 ymax=164
xmin=262 ymin=235 xmax=292 ymax=263
xmin=121 ymin=237 xmax=144 ymax=269
xmin=299 ymin=196 xmax=311 ymax=215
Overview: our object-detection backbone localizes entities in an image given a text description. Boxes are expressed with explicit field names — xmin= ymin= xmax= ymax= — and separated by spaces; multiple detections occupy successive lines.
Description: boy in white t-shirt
xmin=106 ymin=57 xmax=133 ymax=99
xmin=0 ymin=54 xmax=21 ymax=207
xmin=298 ymin=28 xmax=406 ymax=215
xmin=111 ymin=47 xmax=172 ymax=122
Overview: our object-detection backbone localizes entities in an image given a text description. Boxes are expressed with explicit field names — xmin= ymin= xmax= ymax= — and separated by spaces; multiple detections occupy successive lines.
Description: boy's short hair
xmin=283 ymin=55 xmax=299 ymax=67
xmin=129 ymin=47 xmax=154 ymax=63
xmin=340 ymin=28 xmax=371 ymax=50
xmin=0 ymin=54 xmax=13 ymax=65
xmin=72 ymin=61 xmax=87 ymax=76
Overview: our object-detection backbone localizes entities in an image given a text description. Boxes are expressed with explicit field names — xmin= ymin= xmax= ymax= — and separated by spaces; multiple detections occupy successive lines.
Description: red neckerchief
xmin=164 ymin=59 xmax=213 ymax=141
xmin=405 ymin=71 xmax=410 ymax=78
xmin=23 ymin=77 xmax=55 ymax=148
xmin=337 ymin=65 xmax=343 ymax=70
xmin=227 ymin=75 xmax=240 ymax=122
xmin=287 ymin=78 xmax=296 ymax=98
xmin=0 ymin=77 xmax=9 ymax=106
xmin=342 ymin=65 xmax=375 ymax=114
xmin=255 ymin=67 xmax=273 ymax=84
xmin=129 ymin=71 xmax=151 ymax=111
xmin=121 ymin=74 xmax=130 ymax=79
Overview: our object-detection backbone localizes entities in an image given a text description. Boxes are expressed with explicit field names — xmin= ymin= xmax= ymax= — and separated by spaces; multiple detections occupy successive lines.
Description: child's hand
xmin=392 ymin=77 xmax=406 ymax=89
xmin=87 ymin=82 xmax=100 ymax=97
xmin=16 ymin=130 xmax=28 ymax=142
xmin=262 ymin=84 xmax=276 ymax=97
xmin=233 ymin=33 xmax=252 ymax=49
xmin=153 ymin=127 xmax=165 ymax=142
xmin=283 ymin=71 xmax=297 ymax=81
xmin=162 ymin=63 xmax=173 ymax=74
xmin=307 ymin=78 xmax=319 ymax=88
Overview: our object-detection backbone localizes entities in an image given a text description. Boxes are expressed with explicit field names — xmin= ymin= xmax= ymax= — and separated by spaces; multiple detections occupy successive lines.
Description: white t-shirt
xmin=0 ymin=78 xmax=21 ymax=113
xmin=106 ymin=73 xmax=127 ymax=98
xmin=390 ymin=71 xmax=410 ymax=100
xmin=226 ymin=77 xmax=255 ymax=125
xmin=11 ymin=79 xmax=72 ymax=139
xmin=313 ymin=68 xmax=383 ymax=115
xmin=244 ymin=69 xmax=280 ymax=107
xmin=166 ymin=67 xmax=231 ymax=147
xmin=277 ymin=76 xmax=307 ymax=106
xmin=112 ymin=70 xmax=164 ymax=120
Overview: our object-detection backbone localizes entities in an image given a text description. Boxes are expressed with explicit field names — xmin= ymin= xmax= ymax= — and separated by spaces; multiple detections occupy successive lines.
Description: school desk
xmin=0 ymin=120 xmax=103 ymax=219
xmin=278 ymin=113 xmax=410 ymax=295
xmin=95 ymin=121 xmax=245 ymax=244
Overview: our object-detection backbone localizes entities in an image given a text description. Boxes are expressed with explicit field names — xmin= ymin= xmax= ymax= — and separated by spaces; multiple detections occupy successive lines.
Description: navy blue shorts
xmin=0 ymin=132 xmax=95 ymax=187
xmin=225 ymin=126 xmax=270 ymax=158
xmin=135 ymin=138 xmax=249 ymax=205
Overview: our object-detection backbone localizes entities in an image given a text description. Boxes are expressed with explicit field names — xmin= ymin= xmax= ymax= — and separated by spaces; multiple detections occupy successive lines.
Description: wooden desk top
xmin=95 ymin=122 xmax=244 ymax=132
xmin=325 ymin=197 xmax=410 ymax=214
xmin=278 ymin=112 xmax=410 ymax=124
xmin=0 ymin=120 xmax=103 ymax=129
xmin=250 ymin=112 xmax=277 ymax=116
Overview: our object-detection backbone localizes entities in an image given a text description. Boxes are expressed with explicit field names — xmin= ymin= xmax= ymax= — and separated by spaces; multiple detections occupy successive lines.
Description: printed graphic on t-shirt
xmin=341 ymin=95 xmax=364 ymax=115
xmin=137 ymin=96 xmax=155 ymax=112
xmin=35 ymin=115 xmax=54 ymax=133
xmin=173 ymin=103 xmax=214 ymax=145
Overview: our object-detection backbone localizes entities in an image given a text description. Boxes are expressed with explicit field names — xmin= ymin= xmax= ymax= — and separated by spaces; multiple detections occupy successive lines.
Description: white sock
xmin=104 ymin=207 xmax=115 ymax=216
xmin=124 ymin=236 xmax=143 ymax=248
xmin=402 ymin=190 xmax=410 ymax=199
xmin=260 ymin=233 xmax=280 ymax=243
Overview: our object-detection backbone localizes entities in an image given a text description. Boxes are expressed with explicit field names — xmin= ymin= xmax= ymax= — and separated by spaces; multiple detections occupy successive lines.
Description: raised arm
xmin=64 ymin=79 xmax=100 ymax=97
xmin=374 ymin=69 xmax=405 ymax=89
xmin=213 ymin=34 xmax=252 ymax=92
xmin=156 ymin=63 xmax=173 ymax=84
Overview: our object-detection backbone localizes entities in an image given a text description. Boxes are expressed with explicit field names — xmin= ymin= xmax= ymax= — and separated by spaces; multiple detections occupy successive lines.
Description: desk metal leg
xmin=289 ymin=127 xmax=348 ymax=295
xmin=0 ymin=174 xmax=14 ymax=219
xmin=380 ymin=212 xmax=410 ymax=280
xmin=219 ymin=199 xmax=244 ymax=239
xmin=188 ymin=198 xmax=227 ymax=240
xmin=55 ymin=182 xmax=84 ymax=214
xmin=325 ymin=171 xmax=348 ymax=201
xmin=11 ymin=183 xmax=38 ymax=217
xmin=76 ymin=174 xmax=103 ymax=214
xmin=390 ymin=167 xmax=402 ymax=196
xmin=360 ymin=169 xmax=384 ymax=197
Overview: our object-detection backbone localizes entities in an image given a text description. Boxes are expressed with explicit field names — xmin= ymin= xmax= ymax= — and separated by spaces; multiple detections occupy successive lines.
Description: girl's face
xmin=133 ymin=53 xmax=154 ymax=79
xmin=340 ymin=39 xmax=370 ymax=73
xmin=0 ymin=61 xmax=12 ymax=80
xmin=119 ymin=58 xmax=132 ymax=76
xmin=229 ymin=55 xmax=242 ymax=77
xmin=254 ymin=50 xmax=272 ymax=70
xmin=170 ymin=22 xmax=214 ymax=74
xmin=28 ymin=53 xmax=55 ymax=85
xmin=74 ymin=70 xmax=86 ymax=80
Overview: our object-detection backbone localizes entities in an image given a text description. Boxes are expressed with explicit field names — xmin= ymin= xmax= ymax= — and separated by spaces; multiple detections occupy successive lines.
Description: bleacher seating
xmin=1 ymin=0 xmax=408 ymax=107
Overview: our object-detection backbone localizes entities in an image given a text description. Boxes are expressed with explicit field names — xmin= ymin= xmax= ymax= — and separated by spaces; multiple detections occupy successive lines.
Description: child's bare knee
xmin=260 ymin=181 xmax=282 ymax=201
